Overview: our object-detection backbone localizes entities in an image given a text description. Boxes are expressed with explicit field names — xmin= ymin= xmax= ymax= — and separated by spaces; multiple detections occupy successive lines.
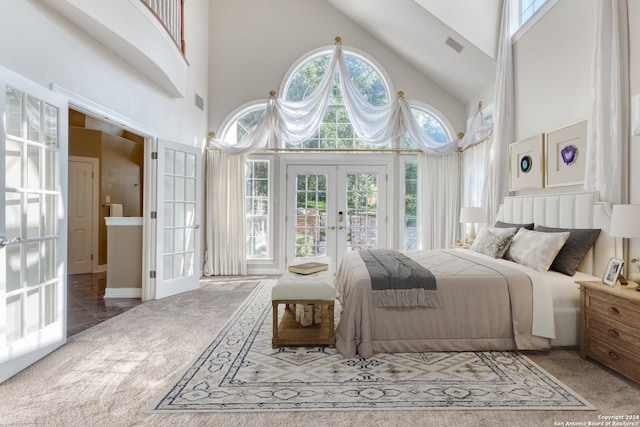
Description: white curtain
xmin=584 ymin=0 xmax=629 ymax=204
xmin=483 ymin=0 xmax=514 ymax=224
xmin=202 ymin=150 xmax=247 ymax=276
xmin=420 ymin=152 xmax=460 ymax=250
xmin=209 ymin=42 xmax=466 ymax=155
xmin=460 ymin=140 xmax=489 ymax=235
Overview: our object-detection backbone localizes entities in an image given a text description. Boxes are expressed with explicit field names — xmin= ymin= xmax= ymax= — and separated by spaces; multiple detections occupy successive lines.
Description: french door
xmin=1 ymin=66 xmax=68 ymax=383
xmin=286 ymin=164 xmax=387 ymax=269
xmin=154 ymin=140 xmax=202 ymax=299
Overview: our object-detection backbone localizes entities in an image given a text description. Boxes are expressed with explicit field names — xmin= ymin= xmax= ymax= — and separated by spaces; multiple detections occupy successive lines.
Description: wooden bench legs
xmin=271 ymin=300 xmax=335 ymax=348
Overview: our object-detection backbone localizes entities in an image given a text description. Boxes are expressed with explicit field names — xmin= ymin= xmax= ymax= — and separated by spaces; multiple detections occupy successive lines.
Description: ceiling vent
xmin=445 ymin=36 xmax=464 ymax=54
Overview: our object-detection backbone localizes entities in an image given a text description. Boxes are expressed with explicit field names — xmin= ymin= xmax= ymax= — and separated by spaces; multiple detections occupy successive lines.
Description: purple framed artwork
xmin=545 ymin=120 xmax=587 ymax=188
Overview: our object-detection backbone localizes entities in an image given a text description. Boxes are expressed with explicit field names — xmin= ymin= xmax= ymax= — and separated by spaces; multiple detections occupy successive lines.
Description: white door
xmin=1 ymin=66 xmax=68 ymax=383
xmin=68 ymin=157 xmax=97 ymax=275
xmin=286 ymin=164 xmax=387 ymax=268
xmin=155 ymin=140 xmax=202 ymax=299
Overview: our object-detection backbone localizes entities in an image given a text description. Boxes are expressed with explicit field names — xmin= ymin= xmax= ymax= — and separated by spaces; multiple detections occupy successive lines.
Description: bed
xmin=334 ymin=192 xmax=620 ymax=358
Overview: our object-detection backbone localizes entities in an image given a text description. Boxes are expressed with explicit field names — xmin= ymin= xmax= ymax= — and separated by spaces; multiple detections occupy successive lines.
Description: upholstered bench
xmin=271 ymin=257 xmax=336 ymax=348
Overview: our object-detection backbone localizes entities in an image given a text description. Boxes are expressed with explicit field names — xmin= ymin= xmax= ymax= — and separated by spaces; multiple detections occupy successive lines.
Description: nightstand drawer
xmin=585 ymin=335 xmax=640 ymax=383
xmin=585 ymin=291 xmax=640 ymax=324
xmin=585 ymin=314 xmax=640 ymax=355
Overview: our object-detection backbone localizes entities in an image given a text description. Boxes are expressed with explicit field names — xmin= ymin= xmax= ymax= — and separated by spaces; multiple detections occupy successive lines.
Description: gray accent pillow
xmin=534 ymin=226 xmax=601 ymax=276
xmin=470 ymin=226 xmax=517 ymax=258
xmin=494 ymin=221 xmax=534 ymax=231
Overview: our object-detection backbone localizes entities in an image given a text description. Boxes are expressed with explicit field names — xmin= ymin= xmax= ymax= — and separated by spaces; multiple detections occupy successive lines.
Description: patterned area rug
xmin=150 ymin=280 xmax=594 ymax=412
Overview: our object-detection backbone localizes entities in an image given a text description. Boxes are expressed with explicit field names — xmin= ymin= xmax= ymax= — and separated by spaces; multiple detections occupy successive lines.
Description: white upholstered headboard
xmin=496 ymin=192 xmax=621 ymax=277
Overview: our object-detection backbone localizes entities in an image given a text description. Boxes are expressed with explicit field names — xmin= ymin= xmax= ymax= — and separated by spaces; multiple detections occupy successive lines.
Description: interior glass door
xmin=154 ymin=140 xmax=201 ymax=299
xmin=1 ymin=66 xmax=68 ymax=383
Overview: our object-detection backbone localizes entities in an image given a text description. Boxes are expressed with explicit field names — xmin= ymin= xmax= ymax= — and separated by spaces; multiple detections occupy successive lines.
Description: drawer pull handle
xmin=608 ymin=329 xmax=620 ymax=338
xmin=608 ymin=351 xmax=619 ymax=360
xmin=608 ymin=306 xmax=620 ymax=315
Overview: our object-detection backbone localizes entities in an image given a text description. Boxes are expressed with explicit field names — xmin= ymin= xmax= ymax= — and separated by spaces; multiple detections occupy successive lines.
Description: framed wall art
xmin=602 ymin=257 xmax=624 ymax=286
xmin=509 ymin=134 xmax=544 ymax=191
xmin=545 ymin=119 xmax=587 ymax=188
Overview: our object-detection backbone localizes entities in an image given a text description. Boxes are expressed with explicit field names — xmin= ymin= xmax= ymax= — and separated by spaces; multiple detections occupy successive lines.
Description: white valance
xmin=209 ymin=40 xmax=489 ymax=155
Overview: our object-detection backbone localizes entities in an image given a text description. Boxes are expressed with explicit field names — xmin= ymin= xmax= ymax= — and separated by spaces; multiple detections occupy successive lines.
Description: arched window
xmin=404 ymin=102 xmax=454 ymax=149
xmin=281 ymin=48 xmax=391 ymax=149
xmin=219 ymin=103 xmax=265 ymax=145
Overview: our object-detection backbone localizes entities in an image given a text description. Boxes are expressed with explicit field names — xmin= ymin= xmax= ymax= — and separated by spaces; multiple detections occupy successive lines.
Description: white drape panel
xmin=460 ymin=141 xmax=489 ymax=236
xmin=584 ymin=0 xmax=629 ymax=204
xmin=203 ymin=150 xmax=247 ymax=276
xmin=209 ymin=42 xmax=475 ymax=155
xmin=419 ymin=152 xmax=460 ymax=250
xmin=483 ymin=0 xmax=514 ymax=225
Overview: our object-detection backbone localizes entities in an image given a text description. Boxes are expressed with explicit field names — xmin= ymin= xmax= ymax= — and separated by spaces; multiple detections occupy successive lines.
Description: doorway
xmin=66 ymin=109 xmax=145 ymax=335
xmin=286 ymin=163 xmax=388 ymax=270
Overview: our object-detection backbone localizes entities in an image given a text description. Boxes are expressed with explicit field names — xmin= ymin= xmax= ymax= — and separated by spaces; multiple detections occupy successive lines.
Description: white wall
xmin=207 ymin=0 xmax=466 ymax=135
xmin=513 ymin=0 xmax=595 ymax=140
xmin=0 ymin=0 xmax=210 ymax=146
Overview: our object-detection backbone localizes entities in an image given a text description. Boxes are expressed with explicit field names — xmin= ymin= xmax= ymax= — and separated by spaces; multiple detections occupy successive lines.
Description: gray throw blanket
xmin=359 ymin=249 xmax=440 ymax=308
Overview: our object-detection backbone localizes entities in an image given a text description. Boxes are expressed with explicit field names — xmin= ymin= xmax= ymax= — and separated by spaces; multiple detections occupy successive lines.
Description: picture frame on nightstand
xmin=602 ymin=257 xmax=624 ymax=286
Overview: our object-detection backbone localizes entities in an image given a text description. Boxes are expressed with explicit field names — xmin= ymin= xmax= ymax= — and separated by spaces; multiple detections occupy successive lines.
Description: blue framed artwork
xmin=509 ymin=134 xmax=544 ymax=191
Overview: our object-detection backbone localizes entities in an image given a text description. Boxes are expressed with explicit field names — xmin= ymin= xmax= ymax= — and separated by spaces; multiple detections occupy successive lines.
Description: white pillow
xmin=506 ymin=228 xmax=570 ymax=272
xmin=469 ymin=226 xmax=517 ymax=258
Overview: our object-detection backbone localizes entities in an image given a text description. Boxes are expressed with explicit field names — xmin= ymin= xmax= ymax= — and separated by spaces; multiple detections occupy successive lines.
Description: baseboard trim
xmin=104 ymin=287 xmax=142 ymax=299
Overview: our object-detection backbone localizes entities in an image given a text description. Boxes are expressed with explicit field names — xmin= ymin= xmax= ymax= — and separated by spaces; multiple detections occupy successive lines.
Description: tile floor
xmin=67 ymin=272 xmax=142 ymax=337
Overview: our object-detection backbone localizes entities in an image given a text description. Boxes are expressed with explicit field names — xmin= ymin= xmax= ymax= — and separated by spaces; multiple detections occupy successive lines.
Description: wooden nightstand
xmin=576 ymin=280 xmax=640 ymax=383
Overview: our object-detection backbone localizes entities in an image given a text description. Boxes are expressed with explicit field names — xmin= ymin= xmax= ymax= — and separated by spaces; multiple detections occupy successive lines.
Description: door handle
xmin=0 ymin=236 xmax=21 ymax=248
xmin=328 ymin=226 xmax=336 ymax=230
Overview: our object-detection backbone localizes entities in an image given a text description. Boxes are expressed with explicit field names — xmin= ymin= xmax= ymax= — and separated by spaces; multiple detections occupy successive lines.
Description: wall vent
xmin=195 ymin=92 xmax=204 ymax=110
xmin=445 ymin=36 xmax=464 ymax=54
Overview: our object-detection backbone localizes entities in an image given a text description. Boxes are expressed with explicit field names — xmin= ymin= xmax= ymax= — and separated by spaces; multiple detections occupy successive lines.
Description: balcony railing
xmin=140 ymin=0 xmax=185 ymax=55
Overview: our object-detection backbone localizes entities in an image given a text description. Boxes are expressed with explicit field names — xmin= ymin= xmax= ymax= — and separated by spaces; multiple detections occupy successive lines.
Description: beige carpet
xmin=0 ymin=276 xmax=638 ymax=426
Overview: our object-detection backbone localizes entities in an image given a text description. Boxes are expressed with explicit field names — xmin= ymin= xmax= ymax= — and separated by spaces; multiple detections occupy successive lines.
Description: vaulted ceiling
xmin=325 ymin=0 xmax=503 ymax=104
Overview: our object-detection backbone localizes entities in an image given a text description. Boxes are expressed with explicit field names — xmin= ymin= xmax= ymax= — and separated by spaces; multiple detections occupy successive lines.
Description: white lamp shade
xmin=610 ymin=205 xmax=640 ymax=238
xmin=459 ymin=207 xmax=487 ymax=224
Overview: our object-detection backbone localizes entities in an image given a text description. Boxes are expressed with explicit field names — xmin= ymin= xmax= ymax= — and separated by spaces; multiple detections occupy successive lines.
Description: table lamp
xmin=459 ymin=207 xmax=487 ymax=245
xmin=609 ymin=204 xmax=640 ymax=287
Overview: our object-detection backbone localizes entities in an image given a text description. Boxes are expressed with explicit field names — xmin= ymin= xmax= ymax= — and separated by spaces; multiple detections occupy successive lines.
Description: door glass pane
xmin=185 ymin=203 xmax=195 ymax=226
xmin=185 ymin=177 xmax=195 ymax=202
xmin=164 ymin=149 xmax=174 ymax=173
xmin=185 ymin=228 xmax=195 ymax=251
xmin=27 ymin=144 xmax=40 ymax=190
xmin=175 ymin=151 xmax=185 ymax=176
xmin=345 ymin=173 xmax=378 ymax=251
xmin=163 ymin=255 xmax=173 ymax=280
xmin=5 ymin=139 xmax=21 ymax=189
xmin=44 ymin=103 xmax=58 ymax=147
xmin=45 ymin=194 xmax=57 ymax=236
xmin=175 ymin=177 xmax=185 ymax=201
xmin=26 ymin=241 xmax=40 ymax=286
xmin=164 ymin=229 xmax=173 ymax=255
xmin=26 ymin=289 xmax=41 ymax=336
xmin=44 ymin=283 xmax=57 ymax=326
xmin=6 ymin=294 xmax=22 ymax=345
xmin=186 ymin=153 xmax=196 ymax=177
xmin=45 ymin=239 xmax=56 ymax=281
xmin=164 ymin=202 xmax=174 ymax=226
xmin=6 ymin=86 xmax=22 ymax=137
xmin=295 ymin=173 xmax=328 ymax=256
xmin=6 ymin=244 xmax=21 ymax=293
xmin=6 ymin=191 xmax=21 ymax=240
xmin=164 ymin=175 xmax=174 ymax=200
xmin=26 ymin=193 xmax=41 ymax=238
xmin=173 ymin=253 xmax=184 ymax=278
xmin=27 ymin=96 xmax=41 ymax=142
xmin=185 ymin=252 xmax=194 ymax=276
xmin=174 ymin=202 xmax=184 ymax=226
xmin=174 ymin=228 xmax=184 ymax=252
xmin=45 ymin=149 xmax=58 ymax=191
